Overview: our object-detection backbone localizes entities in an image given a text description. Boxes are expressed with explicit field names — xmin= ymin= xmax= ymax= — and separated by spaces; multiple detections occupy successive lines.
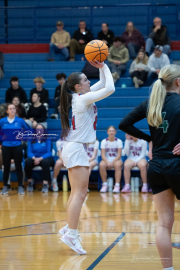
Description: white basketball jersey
xmin=64 ymin=64 xmax=115 ymax=144
xmin=56 ymin=138 xmax=65 ymax=152
xmin=66 ymin=93 xmax=97 ymax=144
xmin=101 ymin=138 xmax=123 ymax=162
xmin=124 ymin=139 xmax=147 ymax=162
xmin=86 ymin=140 xmax=99 ymax=163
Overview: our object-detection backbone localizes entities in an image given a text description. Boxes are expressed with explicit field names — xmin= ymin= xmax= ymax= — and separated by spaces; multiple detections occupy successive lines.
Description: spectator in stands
xmin=25 ymin=124 xmax=54 ymax=193
xmin=0 ymin=103 xmax=29 ymax=195
xmin=51 ymin=73 xmax=66 ymax=119
xmin=25 ymin=93 xmax=47 ymax=129
xmin=97 ymin=23 xmax=114 ymax=47
xmin=99 ymin=126 xmax=123 ymax=193
xmin=122 ymin=134 xmax=148 ymax=193
xmin=0 ymin=51 xmax=4 ymax=79
xmin=29 ymin=77 xmax=49 ymax=111
xmin=86 ymin=139 xmax=99 ymax=176
xmin=5 ymin=76 xmax=27 ymax=104
xmin=51 ymin=138 xmax=65 ymax=192
xmin=129 ymin=49 xmax=149 ymax=88
xmin=145 ymin=17 xmax=171 ymax=56
xmin=12 ymin=96 xmax=26 ymax=119
xmin=47 ymin=21 xmax=70 ymax=62
xmin=108 ymin=37 xmax=129 ymax=83
xmin=147 ymin=45 xmax=170 ymax=82
xmin=69 ymin=20 xmax=93 ymax=61
xmin=122 ymin=22 xmax=145 ymax=59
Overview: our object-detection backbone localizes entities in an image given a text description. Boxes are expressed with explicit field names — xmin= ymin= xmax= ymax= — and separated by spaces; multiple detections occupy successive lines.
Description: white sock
xmin=115 ymin=183 xmax=120 ymax=186
xmin=68 ymin=228 xmax=77 ymax=235
xmin=163 ymin=267 xmax=174 ymax=270
xmin=103 ymin=182 xmax=107 ymax=185
xmin=65 ymin=224 xmax=68 ymax=228
xmin=143 ymin=183 xmax=148 ymax=186
xmin=126 ymin=184 xmax=130 ymax=188
xmin=52 ymin=178 xmax=57 ymax=183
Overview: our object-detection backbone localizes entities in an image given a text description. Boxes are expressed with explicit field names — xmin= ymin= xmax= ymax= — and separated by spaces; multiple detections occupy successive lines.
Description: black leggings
xmin=25 ymin=157 xmax=55 ymax=182
xmin=2 ymin=144 xmax=23 ymax=186
xmin=131 ymin=70 xmax=148 ymax=83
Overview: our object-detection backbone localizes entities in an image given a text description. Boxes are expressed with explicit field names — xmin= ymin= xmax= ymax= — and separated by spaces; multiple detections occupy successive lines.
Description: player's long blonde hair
xmin=147 ymin=64 xmax=180 ymax=127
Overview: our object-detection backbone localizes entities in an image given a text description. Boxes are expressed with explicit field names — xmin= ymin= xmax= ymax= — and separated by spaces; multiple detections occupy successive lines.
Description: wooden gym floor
xmin=0 ymin=190 xmax=180 ymax=270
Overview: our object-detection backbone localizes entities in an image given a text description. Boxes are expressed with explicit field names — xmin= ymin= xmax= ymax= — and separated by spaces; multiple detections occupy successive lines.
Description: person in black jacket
xmin=119 ymin=64 xmax=180 ymax=270
xmin=97 ymin=23 xmax=114 ymax=48
xmin=51 ymin=73 xmax=66 ymax=119
xmin=25 ymin=93 xmax=47 ymax=129
xmin=145 ymin=17 xmax=170 ymax=56
xmin=5 ymin=76 xmax=27 ymax=104
xmin=69 ymin=20 xmax=93 ymax=61
xmin=30 ymin=77 xmax=49 ymax=111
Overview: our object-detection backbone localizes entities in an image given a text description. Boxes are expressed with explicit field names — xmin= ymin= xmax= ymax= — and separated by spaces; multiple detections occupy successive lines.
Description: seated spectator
xmin=51 ymin=73 xmax=66 ymax=119
xmin=12 ymin=96 xmax=26 ymax=119
xmin=86 ymin=139 xmax=99 ymax=176
xmin=5 ymin=76 xmax=27 ymax=104
xmin=25 ymin=124 xmax=55 ymax=193
xmin=25 ymin=93 xmax=47 ymax=129
xmin=145 ymin=17 xmax=171 ymax=56
xmin=129 ymin=49 xmax=149 ymax=88
xmin=147 ymin=45 xmax=170 ymax=83
xmin=122 ymin=134 xmax=148 ymax=193
xmin=108 ymin=37 xmax=129 ymax=83
xmin=122 ymin=22 xmax=145 ymax=59
xmin=51 ymin=138 xmax=65 ymax=192
xmin=97 ymin=23 xmax=114 ymax=48
xmin=0 ymin=103 xmax=29 ymax=195
xmin=99 ymin=126 xmax=123 ymax=193
xmin=69 ymin=20 xmax=93 ymax=61
xmin=29 ymin=77 xmax=49 ymax=111
xmin=47 ymin=21 xmax=70 ymax=62
xmin=0 ymin=51 xmax=4 ymax=79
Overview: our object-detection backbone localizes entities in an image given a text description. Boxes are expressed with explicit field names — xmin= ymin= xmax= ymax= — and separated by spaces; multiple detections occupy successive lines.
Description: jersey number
xmin=72 ymin=116 xmax=75 ymax=130
xmin=72 ymin=115 xmax=97 ymax=130
xmin=159 ymin=112 xmax=169 ymax=133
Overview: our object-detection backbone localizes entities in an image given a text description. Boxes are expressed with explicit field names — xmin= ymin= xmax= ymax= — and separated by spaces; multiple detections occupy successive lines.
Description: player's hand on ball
xmin=89 ymin=60 xmax=104 ymax=68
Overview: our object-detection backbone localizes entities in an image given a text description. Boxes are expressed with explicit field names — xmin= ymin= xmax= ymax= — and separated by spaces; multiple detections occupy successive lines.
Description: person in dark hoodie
xmin=5 ymin=76 xmax=27 ymax=104
xmin=145 ymin=17 xmax=170 ymax=56
xmin=30 ymin=77 xmax=49 ymax=112
xmin=69 ymin=20 xmax=93 ymax=61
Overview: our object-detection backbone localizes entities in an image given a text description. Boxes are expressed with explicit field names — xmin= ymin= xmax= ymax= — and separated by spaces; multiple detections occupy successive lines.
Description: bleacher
xmin=0 ymin=0 xmax=180 ymax=188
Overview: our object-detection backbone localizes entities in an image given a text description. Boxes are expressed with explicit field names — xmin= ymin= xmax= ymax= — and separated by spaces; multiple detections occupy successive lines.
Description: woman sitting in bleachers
xmin=12 ymin=96 xmax=26 ymax=119
xmin=122 ymin=134 xmax=148 ymax=193
xmin=25 ymin=124 xmax=54 ymax=193
xmin=51 ymin=138 xmax=65 ymax=192
xmin=25 ymin=93 xmax=47 ymax=129
xmin=99 ymin=126 xmax=123 ymax=193
xmin=129 ymin=49 xmax=149 ymax=88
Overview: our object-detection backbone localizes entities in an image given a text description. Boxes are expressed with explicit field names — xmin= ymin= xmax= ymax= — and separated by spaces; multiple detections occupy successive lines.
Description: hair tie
xmin=159 ymin=78 xmax=164 ymax=82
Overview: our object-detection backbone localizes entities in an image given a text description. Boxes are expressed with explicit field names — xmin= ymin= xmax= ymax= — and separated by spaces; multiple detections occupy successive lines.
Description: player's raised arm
xmin=79 ymin=60 xmax=115 ymax=105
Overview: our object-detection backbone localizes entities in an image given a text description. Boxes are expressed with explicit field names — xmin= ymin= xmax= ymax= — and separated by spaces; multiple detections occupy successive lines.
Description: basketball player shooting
xmin=59 ymin=59 xmax=115 ymax=255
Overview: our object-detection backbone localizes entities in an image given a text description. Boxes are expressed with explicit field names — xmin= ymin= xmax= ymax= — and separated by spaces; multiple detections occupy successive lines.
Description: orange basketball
xmin=84 ymin=40 xmax=108 ymax=62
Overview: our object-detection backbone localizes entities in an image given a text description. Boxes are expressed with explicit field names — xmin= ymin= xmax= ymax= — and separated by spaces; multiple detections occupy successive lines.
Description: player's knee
xmin=56 ymin=159 xmax=63 ymax=167
xmin=159 ymin=217 xmax=174 ymax=229
xmin=100 ymin=161 xmax=106 ymax=169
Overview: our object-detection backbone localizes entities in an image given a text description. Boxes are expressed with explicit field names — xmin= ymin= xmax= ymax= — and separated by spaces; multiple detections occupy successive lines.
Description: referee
xmin=119 ymin=64 xmax=180 ymax=270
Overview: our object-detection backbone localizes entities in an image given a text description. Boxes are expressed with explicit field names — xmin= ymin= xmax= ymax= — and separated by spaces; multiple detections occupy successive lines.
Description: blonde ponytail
xmin=147 ymin=79 xmax=166 ymax=127
xmin=147 ymin=64 xmax=180 ymax=128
